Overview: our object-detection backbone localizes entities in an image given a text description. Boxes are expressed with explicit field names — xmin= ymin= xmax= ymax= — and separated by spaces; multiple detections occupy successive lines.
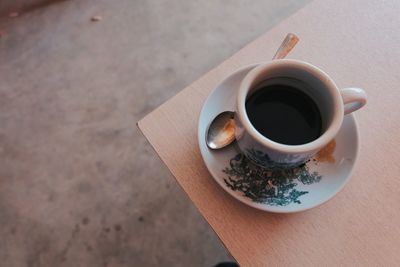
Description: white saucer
xmin=198 ymin=64 xmax=360 ymax=213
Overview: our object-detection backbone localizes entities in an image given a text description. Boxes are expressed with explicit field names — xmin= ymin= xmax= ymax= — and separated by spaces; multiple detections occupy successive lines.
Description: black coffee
xmin=245 ymin=83 xmax=322 ymax=145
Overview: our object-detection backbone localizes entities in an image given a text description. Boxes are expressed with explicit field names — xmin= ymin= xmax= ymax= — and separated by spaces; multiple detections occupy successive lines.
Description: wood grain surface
xmin=138 ymin=0 xmax=400 ymax=265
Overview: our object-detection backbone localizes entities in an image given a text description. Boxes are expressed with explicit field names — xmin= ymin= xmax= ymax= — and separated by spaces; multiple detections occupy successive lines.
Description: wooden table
xmin=138 ymin=0 xmax=400 ymax=265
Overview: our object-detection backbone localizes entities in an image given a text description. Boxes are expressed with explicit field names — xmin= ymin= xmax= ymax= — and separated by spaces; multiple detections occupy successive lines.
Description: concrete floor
xmin=0 ymin=0 xmax=309 ymax=266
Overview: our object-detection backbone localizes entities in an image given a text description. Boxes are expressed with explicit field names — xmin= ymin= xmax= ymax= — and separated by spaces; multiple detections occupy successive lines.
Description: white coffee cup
xmin=235 ymin=59 xmax=367 ymax=169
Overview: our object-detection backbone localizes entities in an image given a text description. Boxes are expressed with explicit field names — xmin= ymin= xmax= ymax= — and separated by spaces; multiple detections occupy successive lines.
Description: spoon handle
xmin=272 ymin=33 xmax=299 ymax=60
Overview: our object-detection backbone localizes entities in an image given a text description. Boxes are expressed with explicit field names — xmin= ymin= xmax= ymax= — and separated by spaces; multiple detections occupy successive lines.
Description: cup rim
xmin=236 ymin=59 xmax=344 ymax=154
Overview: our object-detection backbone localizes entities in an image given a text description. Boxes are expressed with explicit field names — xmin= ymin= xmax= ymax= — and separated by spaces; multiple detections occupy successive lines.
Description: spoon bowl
xmin=205 ymin=111 xmax=235 ymax=149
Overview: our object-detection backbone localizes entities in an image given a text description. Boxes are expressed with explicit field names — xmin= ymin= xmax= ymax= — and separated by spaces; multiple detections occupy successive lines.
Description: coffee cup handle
xmin=340 ymin=88 xmax=367 ymax=115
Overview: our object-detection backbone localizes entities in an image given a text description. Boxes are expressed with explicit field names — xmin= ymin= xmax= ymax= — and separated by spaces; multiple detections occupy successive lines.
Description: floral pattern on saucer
xmin=223 ymin=153 xmax=322 ymax=206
